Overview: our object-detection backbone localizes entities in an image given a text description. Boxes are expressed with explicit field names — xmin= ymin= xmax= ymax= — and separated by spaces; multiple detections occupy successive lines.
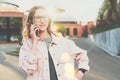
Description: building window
xmin=66 ymin=28 xmax=70 ymax=35
xmin=73 ymin=28 xmax=77 ymax=35
xmin=0 ymin=17 xmax=22 ymax=42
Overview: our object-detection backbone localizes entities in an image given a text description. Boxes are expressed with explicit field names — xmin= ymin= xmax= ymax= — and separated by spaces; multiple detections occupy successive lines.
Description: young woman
xmin=19 ymin=6 xmax=90 ymax=80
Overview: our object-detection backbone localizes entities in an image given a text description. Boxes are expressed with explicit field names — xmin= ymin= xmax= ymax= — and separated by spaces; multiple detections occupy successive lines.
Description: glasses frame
xmin=33 ymin=16 xmax=50 ymax=22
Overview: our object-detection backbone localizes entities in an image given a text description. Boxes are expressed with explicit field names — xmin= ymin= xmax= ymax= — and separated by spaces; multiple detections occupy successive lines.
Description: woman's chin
xmin=38 ymin=25 xmax=48 ymax=31
xmin=39 ymin=28 xmax=47 ymax=32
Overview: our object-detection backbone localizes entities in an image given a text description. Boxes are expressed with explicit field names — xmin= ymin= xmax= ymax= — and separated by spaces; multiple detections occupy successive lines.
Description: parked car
xmin=10 ymin=36 xmax=19 ymax=42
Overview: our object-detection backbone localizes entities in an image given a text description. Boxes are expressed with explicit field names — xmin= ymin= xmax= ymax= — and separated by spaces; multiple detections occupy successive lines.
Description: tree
xmin=95 ymin=0 xmax=120 ymax=34
xmin=56 ymin=24 xmax=67 ymax=37
xmin=97 ymin=0 xmax=110 ymax=20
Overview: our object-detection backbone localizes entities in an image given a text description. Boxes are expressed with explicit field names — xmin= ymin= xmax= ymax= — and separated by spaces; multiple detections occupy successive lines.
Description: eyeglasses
xmin=33 ymin=16 xmax=49 ymax=22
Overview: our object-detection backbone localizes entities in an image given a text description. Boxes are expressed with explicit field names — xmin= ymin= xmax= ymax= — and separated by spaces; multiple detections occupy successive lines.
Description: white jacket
xmin=19 ymin=34 xmax=90 ymax=80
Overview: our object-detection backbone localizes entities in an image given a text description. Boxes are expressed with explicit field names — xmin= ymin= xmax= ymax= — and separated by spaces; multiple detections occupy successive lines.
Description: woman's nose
xmin=40 ymin=18 xmax=45 ymax=23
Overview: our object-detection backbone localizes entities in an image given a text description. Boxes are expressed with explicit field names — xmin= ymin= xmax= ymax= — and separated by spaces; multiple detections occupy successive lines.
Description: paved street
xmin=72 ymin=38 xmax=120 ymax=80
xmin=0 ymin=38 xmax=120 ymax=80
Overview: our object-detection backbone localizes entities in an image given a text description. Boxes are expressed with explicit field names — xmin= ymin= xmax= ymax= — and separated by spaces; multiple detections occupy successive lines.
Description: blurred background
xmin=0 ymin=0 xmax=120 ymax=80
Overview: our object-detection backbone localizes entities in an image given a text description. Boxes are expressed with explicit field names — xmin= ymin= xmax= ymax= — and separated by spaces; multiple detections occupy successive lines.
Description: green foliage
xmin=95 ymin=0 xmax=120 ymax=34
xmin=56 ymin=24 xmax=67 ymax=36
xmin=91 ymin=24 xmax=120 ymax=34
xmin=97 ymin=0 xmax=110 ymax=20
xmin=9 ymin=50 xmax=19 ymax=56
xmin=7 ymin=47 xmax=20 ymax=56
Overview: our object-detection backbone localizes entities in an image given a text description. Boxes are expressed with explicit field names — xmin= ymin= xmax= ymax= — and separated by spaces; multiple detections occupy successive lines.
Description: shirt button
xmin=58 ymin=74 xmax=61 ymax=77
xmin=57 ymin=63 xmax=59 ymax=66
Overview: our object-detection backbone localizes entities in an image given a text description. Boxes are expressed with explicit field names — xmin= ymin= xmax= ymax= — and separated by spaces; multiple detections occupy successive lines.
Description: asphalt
xmin=72 ymin=38 xmax=120 ymax=80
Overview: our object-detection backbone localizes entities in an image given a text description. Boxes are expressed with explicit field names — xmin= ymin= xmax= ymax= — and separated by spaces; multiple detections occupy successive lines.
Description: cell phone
xmin=35 ymin=29 xmax=40 ymax=36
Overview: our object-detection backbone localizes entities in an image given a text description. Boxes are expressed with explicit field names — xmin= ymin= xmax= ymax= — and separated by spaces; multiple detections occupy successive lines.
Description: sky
xmin=5 ymin=0 xmax=104 ymax=22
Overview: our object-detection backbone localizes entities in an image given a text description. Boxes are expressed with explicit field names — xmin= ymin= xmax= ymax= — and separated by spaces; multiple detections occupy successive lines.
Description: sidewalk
xmin=0 ymin=51 xmax=26 ymax=80
xmin=0 ymin=43 xmax=26 ymax=80
xmin=0 ymin=43 xmax=20 ymax=56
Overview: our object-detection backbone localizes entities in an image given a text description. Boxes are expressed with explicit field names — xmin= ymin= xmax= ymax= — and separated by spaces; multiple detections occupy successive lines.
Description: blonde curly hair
xmin=22 ymin=6 xmax=53 ymax=41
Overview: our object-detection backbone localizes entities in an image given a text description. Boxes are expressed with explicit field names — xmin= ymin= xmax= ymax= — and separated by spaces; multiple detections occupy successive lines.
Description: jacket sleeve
xmin=19 ymin=39 xmax=38 ymax=72
xmin=68 ymin=39 xmax=90 ymax=71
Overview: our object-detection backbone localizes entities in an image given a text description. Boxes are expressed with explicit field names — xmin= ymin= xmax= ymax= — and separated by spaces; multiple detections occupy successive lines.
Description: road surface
xmin=72 ymin=38 xmax=120 ymax=80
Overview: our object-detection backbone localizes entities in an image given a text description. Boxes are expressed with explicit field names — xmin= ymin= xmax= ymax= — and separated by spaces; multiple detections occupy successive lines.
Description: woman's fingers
xmin=31 ymin=24 xmax=38 ymax=32
xmin=30 ymin=24 xmax=40 ymax=38
xmin=30 ymin=24 xmax=41 ymax=41
xmin=27 ymin=69 xmax=35 ymax=75
xmin=34 ymin=27 xmax=40 ymax=33
xmin=74 ymin=53 xmax=81 ymax=63
xmin=30 ymin=24 xmax=36 ymax=32
xmin=76 ymin=71 xmax=84 ymax=80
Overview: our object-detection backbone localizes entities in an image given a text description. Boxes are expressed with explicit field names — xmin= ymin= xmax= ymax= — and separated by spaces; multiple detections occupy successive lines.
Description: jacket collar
xmin=36 ymin=32 xmax=63 ymax=46
xmin=50 ymin=33 xmax=63 ymax=46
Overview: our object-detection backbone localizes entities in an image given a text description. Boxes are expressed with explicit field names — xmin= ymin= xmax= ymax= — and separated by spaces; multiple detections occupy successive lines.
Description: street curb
xmin=0 ymin=50 xmax=19 ymax=57
xmin=6 ymin=52 xmax=19 ymax=56
xmin=94 ymin=42 xmax=120 ymax=59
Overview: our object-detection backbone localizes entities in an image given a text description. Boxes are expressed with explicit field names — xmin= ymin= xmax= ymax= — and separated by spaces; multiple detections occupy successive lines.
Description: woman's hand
xmin=30 ymin=24 xmax=40 ymax=55
xmin=27 ymin=69 xmax=36 ymax=75
xmin=30 ymin=24 xmax=40 ymax=41
xmin=76 ymin=71 xmax=84 ymax=80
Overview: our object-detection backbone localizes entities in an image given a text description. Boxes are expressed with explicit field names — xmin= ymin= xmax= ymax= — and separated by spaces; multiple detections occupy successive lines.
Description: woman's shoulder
xmin=58 ymin=36 xmax=73 ymax=44
xmin=22 ymin=38 xmax=32 ymax=45
xmin=64 ymin=37 xmax=74 ymax=43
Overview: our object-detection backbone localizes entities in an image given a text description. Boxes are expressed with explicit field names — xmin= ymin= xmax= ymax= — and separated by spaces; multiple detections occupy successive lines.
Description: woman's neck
xmin=38 ymin=30 xmax=50 ymax=39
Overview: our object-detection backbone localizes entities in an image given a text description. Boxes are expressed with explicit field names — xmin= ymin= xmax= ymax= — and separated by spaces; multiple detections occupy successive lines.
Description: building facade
xmin=0 ymin=1 xmax=95 ymax=42
xmin=0 ymin=1 xmax=25 ymax=42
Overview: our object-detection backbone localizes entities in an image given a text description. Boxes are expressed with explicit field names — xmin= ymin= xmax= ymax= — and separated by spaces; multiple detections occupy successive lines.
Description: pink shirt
xmin=19 ymin=34 xmax=90 ymax=80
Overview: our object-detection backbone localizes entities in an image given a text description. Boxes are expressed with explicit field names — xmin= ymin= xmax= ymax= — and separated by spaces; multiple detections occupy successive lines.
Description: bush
xmin=56 ymin=24 xmax=67 ymax=37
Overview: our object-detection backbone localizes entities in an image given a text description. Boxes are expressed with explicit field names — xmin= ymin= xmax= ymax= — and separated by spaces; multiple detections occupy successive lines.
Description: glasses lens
xmin=34 ymin=16 xmax=49 ymax=22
